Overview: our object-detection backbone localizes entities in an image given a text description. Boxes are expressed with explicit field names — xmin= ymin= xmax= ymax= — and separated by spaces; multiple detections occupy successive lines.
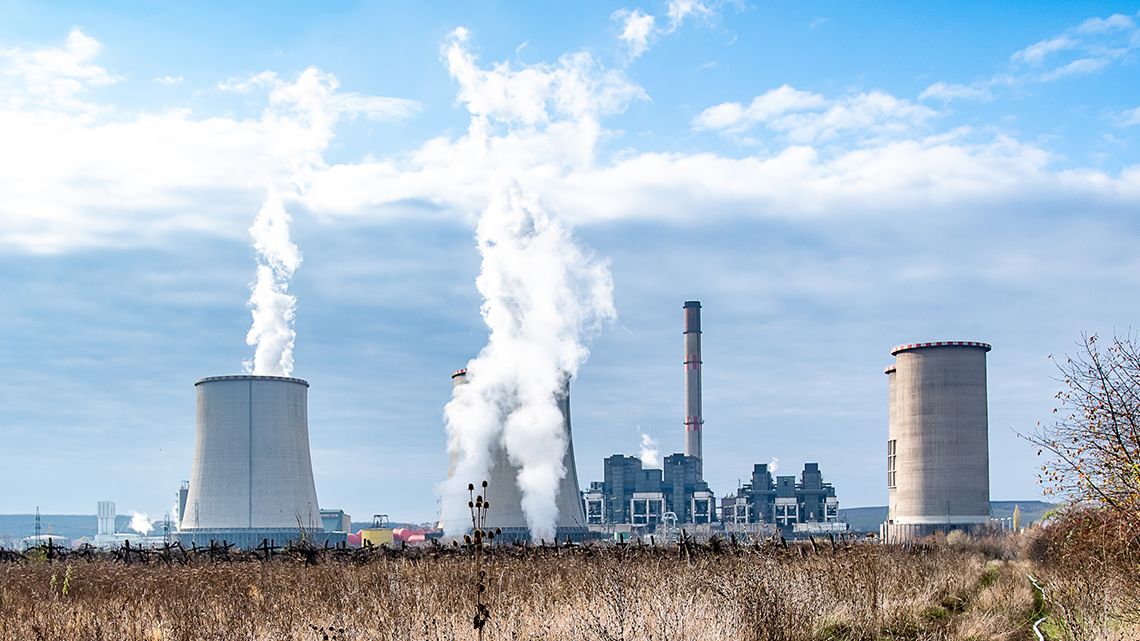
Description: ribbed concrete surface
xmin=886 ymin=344 xmax=990 ymax=532
xmin=180 ymin=376 xmax=323 ymax=532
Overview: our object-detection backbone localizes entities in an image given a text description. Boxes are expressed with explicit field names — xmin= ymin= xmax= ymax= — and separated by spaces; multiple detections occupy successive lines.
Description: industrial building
xmin=176 ymin=375 xmax=344 ymax=548
xmin=720 ymin=463 xmax=843 ymax=533
xmin=442 ymin=368 xmax=589 ymax=542
xmin=881 ymin=341 xmax=992 ymax=542
xmin=583 ymin=453 xmax=715 ymax=527
xmin=582 ymin=301 xmax=716 ymax=531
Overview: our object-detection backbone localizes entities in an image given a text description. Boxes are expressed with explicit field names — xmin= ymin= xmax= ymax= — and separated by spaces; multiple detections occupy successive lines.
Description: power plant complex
xmin=581 ymin=301 xmax=847 ymax=539
xmin=143 ymin=301 xmax=997 ymax=548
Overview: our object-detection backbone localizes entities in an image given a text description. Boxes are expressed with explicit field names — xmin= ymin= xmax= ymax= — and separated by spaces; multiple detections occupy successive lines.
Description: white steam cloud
xmin=442 ymin=183 xmax=615 ymax=541
xmin=768 ymin=457 xmax=780 ymax=475
xmin=638 ymin=429 xmax=660 ymax=468
xmin=129 ymin=511 xmax=153 ymax=536
xmin=244 ymin=188 xmax=302 ymax=376
xmin=236 ymin=66 xmax=416 ymax=376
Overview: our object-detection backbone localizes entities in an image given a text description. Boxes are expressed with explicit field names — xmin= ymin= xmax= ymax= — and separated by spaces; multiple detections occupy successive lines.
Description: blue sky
xmin=2 ymin=1 xmax=1139 ymax=523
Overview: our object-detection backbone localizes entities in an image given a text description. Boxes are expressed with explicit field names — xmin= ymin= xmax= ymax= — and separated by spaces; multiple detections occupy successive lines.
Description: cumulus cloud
xmin=153 ymin=75 xmax=183 ymax=86
xmin=609 ymin=0 xmax=732 ymax=61
xmin=615 ymin=9 xmax=656 ymax=59
xmin=0 ymin=30 xmax=419 ymax=254
xmin=693 ymin=84 xmax=936 ymax=143
xmin=666 ymin=0 xmax=716 ymax=31
xmin=444 ymin=27 xmax=643 ymax=128
xmin=4 ymin=25 xmax=1140 ymax=261
xmin=0 ymin=28 xmax=122 ymax=110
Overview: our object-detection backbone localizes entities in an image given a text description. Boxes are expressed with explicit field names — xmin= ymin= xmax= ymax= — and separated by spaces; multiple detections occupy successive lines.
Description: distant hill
xmin=0 ymin=514 xmax=137 ymax=544
xmin=839 ymin=501 xmax=1057 ymax=533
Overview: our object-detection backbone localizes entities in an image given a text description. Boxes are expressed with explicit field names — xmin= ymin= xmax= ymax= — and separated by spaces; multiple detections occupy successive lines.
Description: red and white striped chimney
xmin=683 ymin=300 xmax=704 ymax=478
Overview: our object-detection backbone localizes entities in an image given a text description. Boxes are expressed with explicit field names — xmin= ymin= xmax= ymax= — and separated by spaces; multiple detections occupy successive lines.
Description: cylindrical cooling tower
xmin=447 ymin=369 xmax=587 ymax=541
xmin=179 ymin=375 xmax=324 ymax=544
xmin=884 ymin=341 xmax=991 ymax=541
xmin=683 ymin=301 xmax=704 ymax=478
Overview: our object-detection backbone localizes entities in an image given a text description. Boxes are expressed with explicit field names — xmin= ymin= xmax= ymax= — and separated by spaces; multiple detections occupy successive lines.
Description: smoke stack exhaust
xmin=683 ymin=300 xmax=704 ymax=478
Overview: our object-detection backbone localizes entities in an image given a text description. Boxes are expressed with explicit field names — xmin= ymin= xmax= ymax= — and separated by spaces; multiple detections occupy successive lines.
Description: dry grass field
xmin=2 ymin=536 xmax=1109 ymax=641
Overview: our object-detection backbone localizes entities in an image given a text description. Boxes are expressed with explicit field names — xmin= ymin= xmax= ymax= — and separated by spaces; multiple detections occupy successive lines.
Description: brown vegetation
xmin=0 ymin=540 xmax=1045 ymax=641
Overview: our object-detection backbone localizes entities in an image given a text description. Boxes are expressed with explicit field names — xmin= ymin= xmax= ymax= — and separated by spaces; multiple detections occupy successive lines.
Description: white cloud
xmin=1072 ymin=13 xmax=1137 ymax=35
xmin=153 ymin=75 xmax=183 ymax=86
xmin=1115 ymin=106 xmax=1140 ymax=126
xmin=923 ymin=12 xmax=1139 ymax=103
xmin=5 ymin=26 xmax=1140 ymax=266
xmin=0 ymin=31 xmax=419 ymax=254
xmin=693 ymin=84 xmax=934 ymax=143
xmin=1011 ymin=35 xmax=1079 ymax=65
xmin=666 ymin=0 xmax=716 ymax=31
xmin=919 ymin=81 xmax=993 ymax=102
xmin=1013 ymin=14 xmax=1139 ymax=75
xmin=443 ymin=27 xmax=645 ymax=128
xmin=609 ymin=0 xmax=733 ymax=60
xmin=0 ymin=28 xmax=122 ymax=110
xmin=614 ymin=9 xmax=656 ymax=59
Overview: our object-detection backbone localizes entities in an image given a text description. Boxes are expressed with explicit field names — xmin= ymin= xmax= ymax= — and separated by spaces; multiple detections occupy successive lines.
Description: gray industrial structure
xmin=445 ymin=369 xmax=588 ymax=542
xmin=583 ymin=453 xmax=715 ymax=527
xmin=177 ymin=375 xmax=343 ymax=548
xmin=882 ymin=341 xmax=992 ymax=542
xmin=721 ymin=463 xmax=841 ymax=533
xmin=683 ymin=301 xmax=705 ymax=478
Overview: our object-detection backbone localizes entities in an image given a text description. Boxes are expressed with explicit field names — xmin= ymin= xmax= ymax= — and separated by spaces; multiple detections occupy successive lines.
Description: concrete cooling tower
xmin=446 ymin=368 xmax=588 ymax=542
xmin=177 ymin=375 xmax=342 ymax=548
xmin=882 ymin=341 xmax=991 ymax=542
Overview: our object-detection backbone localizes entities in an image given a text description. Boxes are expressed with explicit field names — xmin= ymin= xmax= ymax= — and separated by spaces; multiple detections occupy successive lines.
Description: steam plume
xmin=244 ymin=188 xmax=302 ymax=376
xmin=129 ymin=511 xmax=153 ymax=536
xmin=443 ymin=183 xmax=614 ymax=541
xmin=768 ymin=457 xmax=780 ymax=474
xmin=638 ymin=429 xmax=660 ymax=468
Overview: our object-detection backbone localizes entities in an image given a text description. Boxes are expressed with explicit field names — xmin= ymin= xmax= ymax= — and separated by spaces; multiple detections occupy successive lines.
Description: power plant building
xmin=176 ymin=375 xmax=343 ymax=548
xmin=444 ymin=369 xmax=588 ymax=542
xmin=721 ymin=463 xmax=841 ymax=532
xmin=881 ymin=341 xmax=992 ymax=542
xmin=584 ymin=453 xmax=714 ymax=527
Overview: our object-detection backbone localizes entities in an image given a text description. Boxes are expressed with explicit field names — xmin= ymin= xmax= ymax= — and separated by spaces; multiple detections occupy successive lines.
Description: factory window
xmin=887 ymin=439 xmax=897 ymax=488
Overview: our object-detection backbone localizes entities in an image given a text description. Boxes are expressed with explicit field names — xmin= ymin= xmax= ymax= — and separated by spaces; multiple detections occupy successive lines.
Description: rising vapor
xmin=129 ymin=511 xmax=153 ymax=536
xmin=442 ymin=183 xmax=614 ymax=541
xmin=244 ymin=188 xmax=302 ymax=377
xmin=638 ymin=429 xmax=660 ymax=468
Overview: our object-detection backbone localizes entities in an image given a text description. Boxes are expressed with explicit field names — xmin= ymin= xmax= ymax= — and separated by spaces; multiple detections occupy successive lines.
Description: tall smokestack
xmin=683 ymin=300 xmax=703 ymax=478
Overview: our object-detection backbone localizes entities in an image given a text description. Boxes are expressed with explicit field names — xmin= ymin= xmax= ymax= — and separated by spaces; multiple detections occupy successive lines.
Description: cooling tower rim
xmin=195 ymin=374 xmax=310 ymax=387
xmin=890 ymin=341 xmax=991 ymax=356
xmin=451 ymin=368 xmax=467 ymax=379
xmin=884 ymin=364 xmax=897 ymax=375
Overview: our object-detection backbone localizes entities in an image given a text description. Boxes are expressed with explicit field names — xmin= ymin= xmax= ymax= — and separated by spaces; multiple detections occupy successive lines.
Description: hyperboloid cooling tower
xmin=177 ymin=375 xmax=341 ymax=548
xmin=446 ymin=368 xmax=588 ymax=542
xmin=882 ymin=341 xmax=991 ymax=542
